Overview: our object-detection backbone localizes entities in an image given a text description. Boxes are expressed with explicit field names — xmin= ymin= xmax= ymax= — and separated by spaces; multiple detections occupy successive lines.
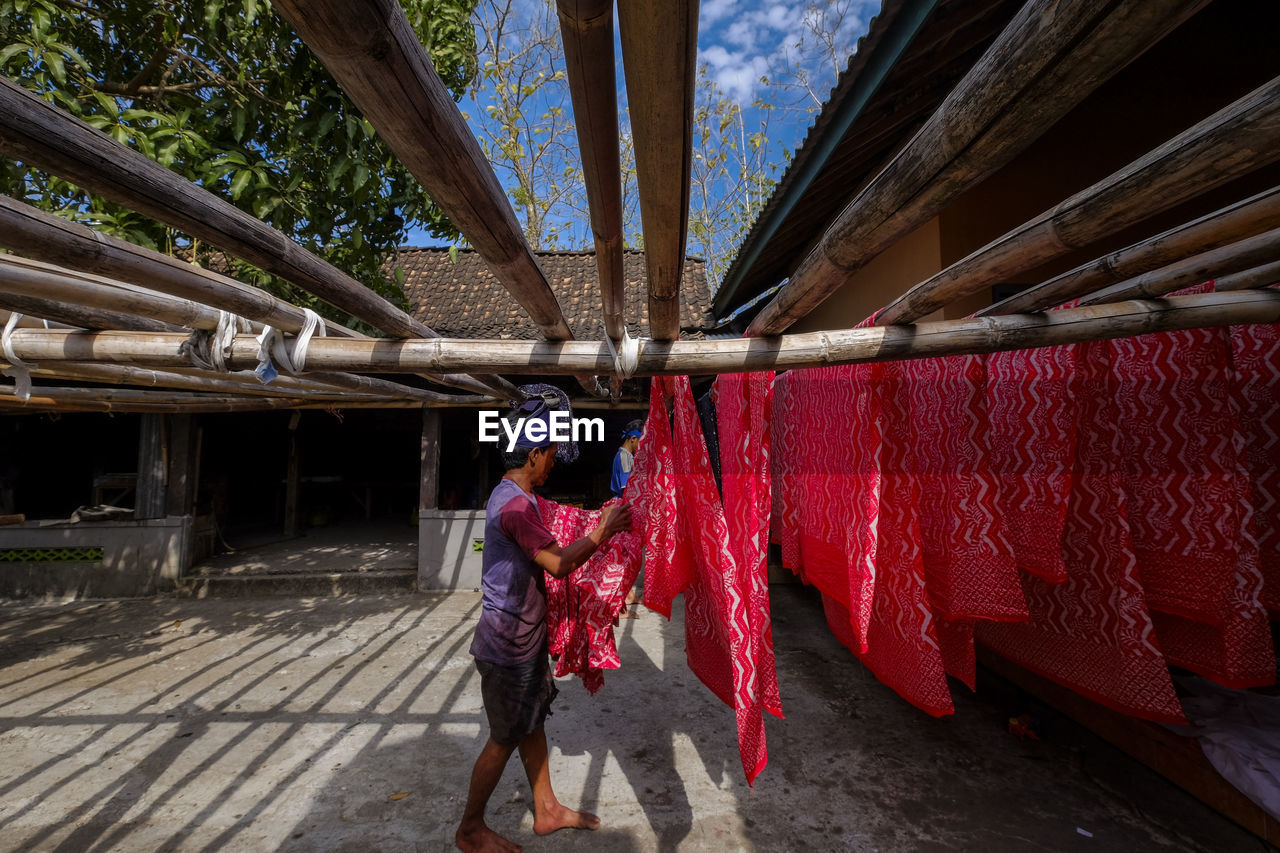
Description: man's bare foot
xmin=617 ymin=606 xmax=638 ymax=619
xmin=456 ymin=820 xmax=522 ymax=852
xmin=533 ymin=802 xmax=600 ymax=836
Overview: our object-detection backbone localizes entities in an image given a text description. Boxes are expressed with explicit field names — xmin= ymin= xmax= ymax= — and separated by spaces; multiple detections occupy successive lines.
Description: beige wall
xmin=789 ymin=217 xmax=943 ymax=333
xmin=785 ymin=0 xmax=1280 ymax=329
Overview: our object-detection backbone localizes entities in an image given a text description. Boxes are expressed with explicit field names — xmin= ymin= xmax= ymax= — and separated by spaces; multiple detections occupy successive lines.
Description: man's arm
xmin=535 ymin=502 xmax=632 ymax=579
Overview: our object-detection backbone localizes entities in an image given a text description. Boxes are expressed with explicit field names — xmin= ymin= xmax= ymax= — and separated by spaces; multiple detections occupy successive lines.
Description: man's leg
xmin=456 ymin=737 xmax=522 ymax=853
xmin=518 ymin=726 xmax=600 ymax=836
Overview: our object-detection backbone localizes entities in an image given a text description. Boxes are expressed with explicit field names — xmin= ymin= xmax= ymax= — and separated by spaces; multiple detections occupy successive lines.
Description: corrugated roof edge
xmin=712 ymin=0 xmax=936 ymax=319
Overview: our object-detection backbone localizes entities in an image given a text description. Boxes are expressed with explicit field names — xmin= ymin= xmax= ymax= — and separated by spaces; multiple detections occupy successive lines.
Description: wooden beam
xmin=0 ymin=198 xmax=513 ymax=399
xmin=1215 ymin=259 xmax=1280 ymax=292
xmin=0 ymin=291 xmax=181 ymax=334
xmin=982 ymin=187 xmax=1280 ymax=315
xmin=0 ymin=77 xmax=428 ymax=336
xmin=23 ymin=362 xmax=409 ymax=403
xmin=6 ymin=290 xmax=1277 ymax=375
xmin=558 ymin=0 xmax=626 ymax=342
xmin=420 ymin=408 xmax=441 ymax=512
xmin=1078 ymin=227 xmax=1280 ymax=305
xmin=744 ymin=0 xmax=1214 ymax=336
xmin=135 ymin=413 xmax=166 ymax=519
xmin=268 ymin=0 xmax=574 ymax=344
xmin=617 ymin=0 xmax=698 ymax=341
xmin=876 ymin=74 xmax=1280 ymax=325
xmin=0 ymin=386 xmax=444 ymax=413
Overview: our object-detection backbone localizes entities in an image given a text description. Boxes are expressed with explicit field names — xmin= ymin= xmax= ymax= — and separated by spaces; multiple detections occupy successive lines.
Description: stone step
xmin=175 ymin=569 xmax=417 ymax=598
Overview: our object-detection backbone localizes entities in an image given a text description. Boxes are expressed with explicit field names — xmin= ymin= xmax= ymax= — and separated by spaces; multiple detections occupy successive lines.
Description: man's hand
xmin=596 ymin=502 xmax=632 ymax=541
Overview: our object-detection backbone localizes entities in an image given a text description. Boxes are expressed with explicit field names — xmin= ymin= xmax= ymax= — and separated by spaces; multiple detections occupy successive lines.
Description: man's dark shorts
xmin=476 ymin=655 xmax=558 ymax=746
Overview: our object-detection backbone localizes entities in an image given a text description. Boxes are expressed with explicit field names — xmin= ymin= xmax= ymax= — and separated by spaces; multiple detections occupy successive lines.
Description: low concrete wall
xmin=0 ymin=516 xmax=192 ymax=600
xmin=418 ymin=509 xmax=486 ymax=590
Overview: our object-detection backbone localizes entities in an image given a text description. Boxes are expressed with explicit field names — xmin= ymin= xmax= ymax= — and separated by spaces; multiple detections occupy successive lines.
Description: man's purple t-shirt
xmin=470 ymin=477 xmax=557 ymax=665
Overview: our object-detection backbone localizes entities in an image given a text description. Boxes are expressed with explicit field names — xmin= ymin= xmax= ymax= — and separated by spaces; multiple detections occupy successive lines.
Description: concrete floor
xmin=0 ymin=587 xmax=1269 ymax=852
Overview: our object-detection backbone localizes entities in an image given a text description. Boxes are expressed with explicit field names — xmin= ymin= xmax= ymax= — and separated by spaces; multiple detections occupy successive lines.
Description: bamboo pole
xmin=0 ymin=197 xmax=514 ymax=399
xmin=0 ymin=387 xmax=435 ymax=414
xmin=267 ymin=0 xmax=575 ymax=345
xmin=745 ymin=0 xmax=1210 ymax=336
xmin=21 ymin=362 xmax=405 ymax=402
xmin=5 ymin=291 xmax=1277 ymax=375
xmin=982 ymin=186 xmax=1280 ymax=315
xmin=0 ymin=255 xmax=474 ymax=401
xmin=0 ymin=310 xmax=74 ymax=330
xmin=875 ymin=74 xmax=1280 ymax=325
xmin=0 ymin=77 xmax=435 ymax=340
xmin=617 ymin=0 xmax=698 ymax=341
xmin=1077 ymin=227 xmax=1280 ymax=306
xmin=1215 ymin=260 xmax=1280 ymax=292
xmin=558 ymin=0 xmax=626 ymax=343
xmin=0 ymin=291 xmax=181 ymax=333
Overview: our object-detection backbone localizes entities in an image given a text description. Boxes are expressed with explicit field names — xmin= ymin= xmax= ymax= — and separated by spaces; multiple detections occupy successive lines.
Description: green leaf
xmin=43 ymin=50 xmax=64 ymax=85
xmin=230 ymin=169 xmax=252 ymax=200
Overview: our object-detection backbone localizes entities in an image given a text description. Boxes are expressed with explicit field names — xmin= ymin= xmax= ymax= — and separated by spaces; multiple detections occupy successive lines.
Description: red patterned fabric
xmin=540 ymin=381 xmax=676 ymax=694
xmin=1106 ymin=288 xmax=1274 ymax=689
xmin=978 ymin=340 xmax=1186 ymax=723
xmin=1226 ymin=290 xmax=1280 ymax=616
xmin=716 ymin=372 xmax=784 ymax=720
xmin=987 ymin=344 xmax=1075 ymax=583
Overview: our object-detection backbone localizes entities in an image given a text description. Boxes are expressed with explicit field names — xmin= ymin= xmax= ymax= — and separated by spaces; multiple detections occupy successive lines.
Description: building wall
xmin=789 ymin=217 xmax=944 ymax=333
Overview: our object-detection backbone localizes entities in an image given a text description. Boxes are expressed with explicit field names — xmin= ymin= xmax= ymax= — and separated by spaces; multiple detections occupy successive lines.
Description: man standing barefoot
xmin=456 ymin=399 xmax=631 ymax=853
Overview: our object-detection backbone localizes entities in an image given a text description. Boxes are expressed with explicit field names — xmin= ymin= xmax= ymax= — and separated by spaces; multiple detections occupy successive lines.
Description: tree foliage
xmin=0 ymin=0 xmax=478 ymax=320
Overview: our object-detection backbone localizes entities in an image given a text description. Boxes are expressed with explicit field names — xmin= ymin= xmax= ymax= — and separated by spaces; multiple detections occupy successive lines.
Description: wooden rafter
xmin=0 ymin=82 xmax=518 ymax=401
xmin=6 ymin=291 xmax=1276 ymax=376
xmin=1216 ymin=260 xmax=1280 ymax=292
xmin=268 ymin=0 xmax=574 ymax=344
xmin=558 ymin=0 xmax=626 ymax=343
xmin=744 ymin=0 xmax=1211 ymax=336
xmin=982 ymin=187 xmax=1280 ymax=315
xmin=0 ymin=196 xmax=512 ymax=399
xmin=1076 ymin=227 xmax=1280 ymax=306
xmin=875 ymin=74 xmax=1280 ymax=324
xmin=617 ymin=0 xmax=698 ymax=341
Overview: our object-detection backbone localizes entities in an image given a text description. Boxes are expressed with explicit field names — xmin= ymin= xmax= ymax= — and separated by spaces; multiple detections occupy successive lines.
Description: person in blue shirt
xmin=610 ymin=420 xmax=643 ymax=499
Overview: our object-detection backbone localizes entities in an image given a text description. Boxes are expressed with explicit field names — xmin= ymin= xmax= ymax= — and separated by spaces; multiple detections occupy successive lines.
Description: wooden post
xmin=135 ymin=414 xmax=167 ymax=519
xmin=165 ymin=414 xmax=195 ymax=517
xmin=420 ymin=408 xmax=441 ymax=513
xmin=284 ymin=411 xmax=302 ymax=537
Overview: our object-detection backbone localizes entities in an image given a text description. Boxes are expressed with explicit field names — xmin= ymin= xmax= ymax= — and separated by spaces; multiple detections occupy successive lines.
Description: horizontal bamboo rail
xmin=268 ymin=0 xmax=575 ymax=345
xmin=981 ymin=186 xmax=1280 ymax=314
xmin=745 ymin=0 xmax=1209 ymax=336
xmin=0 ymin=197 xmax=515 ymax=399
xmin=558 ymin=0 xmax=626 ymax=343
xmin=877 ymin=74 xmax=1280 ymax=324
xmin=0 ymin=387 xmax=437 ymax=414
xmin=5 ymin=291 xmax=1277 ymax=376
xmin=1078 ymin=227 xmax=1280 ymax=305
xmin=617 ymin=0 xmax=698 ymax=341
xmin=21 ymin=363 xmax=395 ymax=402
xmin=1216 ymin=260 xmax=1280 ymax=292
xmin=0 ymin=291 xmax=180 ymax=333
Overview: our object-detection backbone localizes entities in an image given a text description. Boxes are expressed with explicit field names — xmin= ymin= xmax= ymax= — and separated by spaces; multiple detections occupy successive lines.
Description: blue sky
xmin=403 ymin=0 xmax=878 ymax=250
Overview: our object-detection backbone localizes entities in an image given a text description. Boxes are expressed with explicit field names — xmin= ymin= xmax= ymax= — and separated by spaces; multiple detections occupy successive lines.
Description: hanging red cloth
xmin=987 ymin=344 xmax=1076 ymax=583
xmin=540 ymin=380 xmax=677 ymax=694
xmin=1108 ymin=283 xmax=1273 ymax=689
xmin=894 ymin=353 xmax=1028 ymax=689
xmin=644 ymin=374 xmax=781 ymax=784
xmin=1227 ymin=288 xmax=1280 ymax=615
xmin=979 ymin=340 xmax=1186 ymax=723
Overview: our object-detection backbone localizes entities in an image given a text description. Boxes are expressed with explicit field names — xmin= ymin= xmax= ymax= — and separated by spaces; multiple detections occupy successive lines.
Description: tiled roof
xmin=395 ymin=248 xmax=716 ymax=340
